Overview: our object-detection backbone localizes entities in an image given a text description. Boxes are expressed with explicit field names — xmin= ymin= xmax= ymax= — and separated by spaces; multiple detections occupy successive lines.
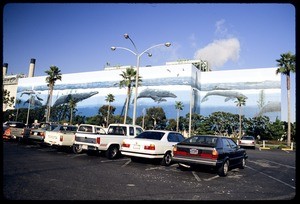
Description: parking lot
xmin=3 ymin=140 xmax=296 ymax=200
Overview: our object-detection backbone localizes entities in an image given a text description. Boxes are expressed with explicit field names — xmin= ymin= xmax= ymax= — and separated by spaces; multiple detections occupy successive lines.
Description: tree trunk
xmin=47 ymin=85 xmax=53 ymax=122
xmin=107 ymin=104 xmax=110 ymax=128
xmin=176 ymin=110 xmax=179 ymax=132
xmin=287 ymin=75 xmax=291 ymax=147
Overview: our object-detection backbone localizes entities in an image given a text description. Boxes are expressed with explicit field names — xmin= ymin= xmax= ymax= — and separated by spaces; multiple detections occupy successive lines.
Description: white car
xmin=120 ymin=130 xmax=185 ymax=166
xmin=44 ymin=125 xmax=78 ymax=148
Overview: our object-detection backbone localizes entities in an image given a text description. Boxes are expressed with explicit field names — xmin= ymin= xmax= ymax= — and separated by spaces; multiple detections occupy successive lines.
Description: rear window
xmin=136 ymin=131 xmax=164 ymax=140
xmin=241 ymin=136 xmax=255 ymax=140
xmin=5 ymin=122 xmax=25 ymax=128
xmin=181 ymin=136 xmax=218 ymax=146
xmin=107 ymin=126 xmax=127 ymax=135
xmin=59 ymin=126 xmax=78 ymax=132
xmin=78 ymin=125 xmax=93 ymax=132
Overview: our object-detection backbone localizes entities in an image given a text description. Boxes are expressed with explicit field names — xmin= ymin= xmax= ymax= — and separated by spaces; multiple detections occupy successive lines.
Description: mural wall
xmin=200 ymin=68 xmax=281 ymax=121
xmin=16 ymin=64 xmax=281 ymax=121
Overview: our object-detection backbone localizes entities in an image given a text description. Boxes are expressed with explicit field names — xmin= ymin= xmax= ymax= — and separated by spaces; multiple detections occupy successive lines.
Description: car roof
xmin=143 ymin=130 xmax=179 ymax=133
xmin=192 ymin=135 xmax=226 ymax=138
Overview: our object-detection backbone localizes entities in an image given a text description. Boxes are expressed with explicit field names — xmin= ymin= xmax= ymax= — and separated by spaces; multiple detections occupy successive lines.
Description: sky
xmin=2 ymin=2 xmax=296 ymax=122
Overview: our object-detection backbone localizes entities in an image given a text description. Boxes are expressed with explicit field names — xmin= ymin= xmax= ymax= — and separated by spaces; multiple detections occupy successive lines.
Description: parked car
xmin=120 ymin=130 xmax=185 ymax=166
xmin=23 ymin=122 xmax=59 ymax=143
xmin=172 ymin=135 xmax=248 ymax=177
xmin=44 ymin=125 xmax=78 ymax=149
xmin=2 ymin=121 xmax=26 ymax=140
xmin=238 ymin=135 xmax=256 ymax=149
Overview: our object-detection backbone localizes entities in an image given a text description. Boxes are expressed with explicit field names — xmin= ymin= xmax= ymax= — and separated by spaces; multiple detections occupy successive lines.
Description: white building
xmin=3 ymin=60 xmax=281 ymax=121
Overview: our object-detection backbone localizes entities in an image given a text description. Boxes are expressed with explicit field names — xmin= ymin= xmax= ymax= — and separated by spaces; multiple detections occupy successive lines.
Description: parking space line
xmin=203 ymin=175 xmax=219 ymax=181
xmin=192 ymin=171 xmax=201 ymax=181
xmin=101 ymin=158 xmax=131 ymax=163
xmin=261 ymin=159 xmax=295 ymax=169
xmin=69 ymin=154 xmax=88 ymax=158
xmin=121 ymin=160 xmax=131 ymax=167
xmin=246 ymin=165 xmax=295 ymax=190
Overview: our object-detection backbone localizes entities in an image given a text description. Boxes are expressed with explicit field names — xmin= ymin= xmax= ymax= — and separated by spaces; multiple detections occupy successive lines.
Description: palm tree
xmin=276 ymin=52 xmax=296 ymax=147
xmin=175 ymin=101 xmax=184 ymax=132
xmin=119 ymin=67 xmax=142 ymax=124
xmin=15 ymin=99 xmax=21 ymax=121
xmin=235 ymin=96 xmax=246 ymax=139
xmin=45 ymin=66 xmax=62 ymax=122
xmin=68 ymin=97 xmax=77 ymax=125
xmin=105 ymin=93 xmax=115 ymax=128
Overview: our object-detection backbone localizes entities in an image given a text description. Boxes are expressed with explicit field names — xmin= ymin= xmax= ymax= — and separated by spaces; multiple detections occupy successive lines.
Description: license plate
xmin=82 ymin=145 xmax=88 ymax=150
xmin=34 ymin=132 xmax=38 ymax=135
xmin=133 ymin=145 xmax=140 ymax=149
xmin=190 ymin=148 xmax=198 ymax=154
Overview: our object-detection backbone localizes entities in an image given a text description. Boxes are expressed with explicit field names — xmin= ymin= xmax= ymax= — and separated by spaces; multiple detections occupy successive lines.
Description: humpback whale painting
xmin=136 ymin=88 xmax=177 ymax=103
xmin=53 ymin=91 xmax=99 ymax=106
xmin=201 ymin=90 xmax=248 ymax=103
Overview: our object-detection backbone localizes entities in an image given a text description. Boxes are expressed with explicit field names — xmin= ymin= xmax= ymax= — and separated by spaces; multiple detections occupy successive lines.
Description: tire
xmin=73 ymin=144 xmax=83 ymax=154
xmin=218 ymin=160 xmax=229 ymax=177
xmin=130 ymin=157 xmax=139 ymax=162
xmin=105 ymin=145 xmax=119 ymax=159
xmin=239 ymin=157 xmax=246 ymax=169
xmin=161 ymin=152 xmax=172 ymax=166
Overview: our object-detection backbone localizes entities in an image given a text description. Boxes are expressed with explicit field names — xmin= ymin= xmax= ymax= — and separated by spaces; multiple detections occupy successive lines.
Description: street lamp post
xmin=188 ymin=87 xmax=199 ymax=137
xmin=111 ymin=33 xmax=171 ymax=125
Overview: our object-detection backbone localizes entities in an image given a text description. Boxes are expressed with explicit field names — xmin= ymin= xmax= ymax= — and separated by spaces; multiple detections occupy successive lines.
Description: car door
xmin=226 ymin=138 xmax=243 ymax=166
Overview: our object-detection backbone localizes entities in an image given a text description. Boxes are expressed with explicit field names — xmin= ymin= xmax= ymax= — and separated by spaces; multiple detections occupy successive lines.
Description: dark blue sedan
xmin=172 ymin=135 xmax=248 ymax=177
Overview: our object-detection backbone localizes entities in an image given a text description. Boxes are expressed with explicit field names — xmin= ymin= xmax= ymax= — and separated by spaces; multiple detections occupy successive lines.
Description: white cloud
xmin=194 ymin=38 xmax=240 ymax=70
xmin=188 ymin=33 xmax=197 ymax=48
xmin=215 ymin=19 xmax=228 ymax=37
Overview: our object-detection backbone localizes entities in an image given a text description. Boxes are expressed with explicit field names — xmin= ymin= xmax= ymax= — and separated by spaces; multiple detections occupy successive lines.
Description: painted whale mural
xmin=22 ymin=99 xmax=43 ymax=107
xmin=53 ymin=91 xmax=99 ymax=107
xmin=201 ymin=90 xmax=248 ymax=103
xmin=136 ymin=88 xmax=177 ymax=103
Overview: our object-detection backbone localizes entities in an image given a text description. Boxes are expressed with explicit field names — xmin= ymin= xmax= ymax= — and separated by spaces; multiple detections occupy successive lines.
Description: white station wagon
xmin=120 ymin=130 xmax=185 ymax=166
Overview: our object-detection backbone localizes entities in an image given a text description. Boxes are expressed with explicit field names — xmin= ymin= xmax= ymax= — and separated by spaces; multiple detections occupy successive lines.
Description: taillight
xmin=144 ymin=144 xmax=155 ymax=150
xmin=211 ymin=148 xmax=218 ymax=159
xmin=122 ymin=142 xmax=130 ymax=148
xmin=60 ymin=135 xmax=63 ymax=142
xmin=41 ymin=132 xmax=45 ymax=137
xmin=96 ymin=137 xmax=100 ymax=144
xmin=4 ymin=128 xmax=11 ymax=136
xmin=173 ymin=145 xmax=177 ymax=152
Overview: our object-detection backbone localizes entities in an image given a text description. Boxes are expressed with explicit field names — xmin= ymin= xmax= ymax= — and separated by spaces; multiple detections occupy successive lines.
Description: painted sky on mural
xmin=3 ymin=2 xmax=296 ymax=121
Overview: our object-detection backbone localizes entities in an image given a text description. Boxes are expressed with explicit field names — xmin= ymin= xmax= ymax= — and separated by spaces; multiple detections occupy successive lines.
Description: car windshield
xmin=135 ymin=131 xmax=165 ymax=140
xmin=181 ymin=136 xmax=218 ymax=146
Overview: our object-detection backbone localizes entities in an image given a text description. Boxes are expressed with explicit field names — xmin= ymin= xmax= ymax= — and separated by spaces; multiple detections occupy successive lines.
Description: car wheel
xmin=106 ymin=145 xmax=119 ymax=159
xmin=130 ymin=157 xmax=139 ymax=162
xmin=218 ymin=160 xmax=229 ymax=177
xmin=73 ymin=144 xmax=83 ymax=154
xmin=161 ymin=152 xmax=172 ymax=166
xmin=239 ymin=157 xmax=246 ymax=169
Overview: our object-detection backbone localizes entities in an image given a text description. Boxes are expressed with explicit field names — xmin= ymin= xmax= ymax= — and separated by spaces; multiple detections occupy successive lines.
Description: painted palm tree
xmin=15 ymin=99 xmax=21 ymax=121
xmin=68 ymin=97 xmax=77 ymax=125
xmin=276 ymin=52 xmax=296 ymax=147
xmin=235 ymin=96 xmax=246 ymax=139
xmin=105 ymin=93 xmax=115 ymax=128
xmin=45 ymin=66 xmax=62 ymax=122
xmin=119 ymin=67 xmax=142 ymax=124
xmin=175 ymin=101 xmax=184 ymax=132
